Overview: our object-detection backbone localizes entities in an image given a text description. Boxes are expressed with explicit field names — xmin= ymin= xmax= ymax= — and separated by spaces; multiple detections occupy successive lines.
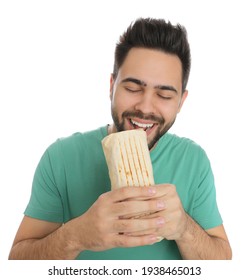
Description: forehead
xmin=117 ymin=48 xmax=182 ymax=88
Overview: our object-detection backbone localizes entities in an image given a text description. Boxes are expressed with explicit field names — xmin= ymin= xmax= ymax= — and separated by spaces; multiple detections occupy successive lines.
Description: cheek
xmin=157 ymin=102 xmax=180 ymax=121
xmin=112 ymin=92 xmax=134 ymax=112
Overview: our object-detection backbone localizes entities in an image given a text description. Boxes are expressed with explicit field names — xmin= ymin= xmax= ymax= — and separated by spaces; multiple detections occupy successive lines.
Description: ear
xmin=109 ymin=74 xmax=115 ymax=100
xmin=177 ymin=90 xmax=188 ymax=113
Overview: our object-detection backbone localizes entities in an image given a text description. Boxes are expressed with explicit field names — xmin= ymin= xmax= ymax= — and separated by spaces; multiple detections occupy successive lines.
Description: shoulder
xmin=170 ymin=134 xmax=213 ymax=172
xmin=159 ymin=133 xmax=207 ymax=156
xmin=41 ymin=126 xmax=107 ymax=166
xmin=47 ymin=126 xmax=107 ymax=151
xmin=153 ymin=133 xmax=211 ymax=170
xmin=167 ymin=133 xmax=201 ymax=147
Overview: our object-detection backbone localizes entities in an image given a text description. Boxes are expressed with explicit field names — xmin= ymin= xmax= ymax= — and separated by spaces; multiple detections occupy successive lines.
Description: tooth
xmin=131 ymin=119 xmax=153 ymax=128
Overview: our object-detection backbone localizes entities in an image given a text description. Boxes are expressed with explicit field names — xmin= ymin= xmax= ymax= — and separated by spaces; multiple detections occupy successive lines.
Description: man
xmin=9 ymin=18 xmax=232 ymax=260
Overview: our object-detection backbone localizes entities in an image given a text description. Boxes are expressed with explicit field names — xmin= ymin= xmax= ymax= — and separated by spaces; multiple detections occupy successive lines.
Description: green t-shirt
xmin=25 ymin=126 xmax=222 ymax=260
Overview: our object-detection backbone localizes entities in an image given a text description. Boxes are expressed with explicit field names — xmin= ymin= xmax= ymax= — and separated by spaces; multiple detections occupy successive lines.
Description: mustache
xmin=122 ymin=110 xmax=164 ymax=124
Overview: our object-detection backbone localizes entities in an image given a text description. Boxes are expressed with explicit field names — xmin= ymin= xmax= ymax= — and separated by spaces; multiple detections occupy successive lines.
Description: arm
xmin=8 ymin=217 xmax=75 ymax=260
xmin=154 ymin=184 xmax=232 ymax=259
xmin=9 ymin=186 xmax=167 ymax=260
xmin=128 ymin=184 xmax=232 ymax=259
xmin=176 ymin=215 xmax=232 ymax=260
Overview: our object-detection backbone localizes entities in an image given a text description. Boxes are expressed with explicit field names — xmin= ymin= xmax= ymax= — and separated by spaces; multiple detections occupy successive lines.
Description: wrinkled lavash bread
xmin=102 ymin=130 xmax=154 ymax=189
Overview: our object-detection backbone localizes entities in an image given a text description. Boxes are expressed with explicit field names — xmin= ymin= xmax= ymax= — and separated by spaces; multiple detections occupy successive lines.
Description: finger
xmin=112 ymin=234 xmax=163 ymax=248
xmin=150 ymin=184 xmax=177 ymax=198
xmin=124 ymin=228 xmax=158 ymax=236
xmin=113 ymin=199 xmax=165 ymax=217
xmin=113 ymin=216 xmax=165 ymax=234
xmin=110 ymin=186 xmax=157 ymax=202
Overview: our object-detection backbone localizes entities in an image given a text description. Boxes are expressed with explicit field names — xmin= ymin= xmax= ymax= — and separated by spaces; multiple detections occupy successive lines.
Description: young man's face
xmin=110 ymin=47 xmax=188 ymax=149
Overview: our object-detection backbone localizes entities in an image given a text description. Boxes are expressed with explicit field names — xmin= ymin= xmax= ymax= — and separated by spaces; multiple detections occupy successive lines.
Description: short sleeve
xmin=24 ymin=144 xmax=64 ymax=223
xmin=191 ymin=151 xmax=223 ymax=230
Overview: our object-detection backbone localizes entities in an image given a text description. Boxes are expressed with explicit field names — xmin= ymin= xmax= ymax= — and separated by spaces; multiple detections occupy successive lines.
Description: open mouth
xmin=129 ymin=118 xmax=156 ymax=132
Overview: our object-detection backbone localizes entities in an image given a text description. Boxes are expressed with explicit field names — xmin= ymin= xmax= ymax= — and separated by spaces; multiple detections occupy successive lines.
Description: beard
xmin=111 ymin=106 xmax=175 ymax=150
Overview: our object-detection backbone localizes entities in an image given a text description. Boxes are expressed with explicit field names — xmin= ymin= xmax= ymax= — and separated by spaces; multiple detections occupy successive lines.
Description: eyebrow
xmin=121 ymin=77 xmax=147 ymax=86
xmin=155 ymin=84 xmax=178 ymax=94
xmin=121 ymin=77 xmax=178 ymax=94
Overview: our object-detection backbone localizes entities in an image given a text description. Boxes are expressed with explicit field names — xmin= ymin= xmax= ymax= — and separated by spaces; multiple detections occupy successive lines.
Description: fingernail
xmin=157 ymin=217 xmax=165 ymax=226
xmin=157 ymin=201 xmax=165 ymax=209
xmin=149 ymin=236 xmax=164 ymax=244
xmin=155 ymin=236 xmax=164 ymax=243
xmin=148 ymin=187 xmax=156 ymax=195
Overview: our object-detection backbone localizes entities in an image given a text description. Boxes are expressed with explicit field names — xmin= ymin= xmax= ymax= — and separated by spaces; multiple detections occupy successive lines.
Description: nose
xmin=134 ymin=91 xmax=156 ymax=115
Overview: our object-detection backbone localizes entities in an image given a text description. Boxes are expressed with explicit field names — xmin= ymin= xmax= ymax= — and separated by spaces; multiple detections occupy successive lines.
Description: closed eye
xmin=125 ymin=87 xmax=142 ymax=93
xmin=158 ymin=94 xmax=172 ymax=100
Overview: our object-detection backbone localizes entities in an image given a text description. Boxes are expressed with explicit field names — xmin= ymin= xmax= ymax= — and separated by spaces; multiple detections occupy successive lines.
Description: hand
xmin=70 ymin=186 xmax=167 ymax=252
xmin=127 ymin=184 xmax=188 ymax=241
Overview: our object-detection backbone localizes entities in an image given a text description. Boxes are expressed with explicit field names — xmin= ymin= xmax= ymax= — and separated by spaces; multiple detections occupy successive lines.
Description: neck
xmin=107 ymin=124 xmax=117 ymax=135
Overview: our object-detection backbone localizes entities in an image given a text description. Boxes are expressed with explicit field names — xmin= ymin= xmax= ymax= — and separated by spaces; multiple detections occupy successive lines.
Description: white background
xmin=1 ymin=0 xmax=247 ymax=277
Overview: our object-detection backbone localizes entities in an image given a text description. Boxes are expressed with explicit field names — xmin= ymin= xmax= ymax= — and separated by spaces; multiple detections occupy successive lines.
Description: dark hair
xmin=113 ymin=18 xmax=191 ymax=92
